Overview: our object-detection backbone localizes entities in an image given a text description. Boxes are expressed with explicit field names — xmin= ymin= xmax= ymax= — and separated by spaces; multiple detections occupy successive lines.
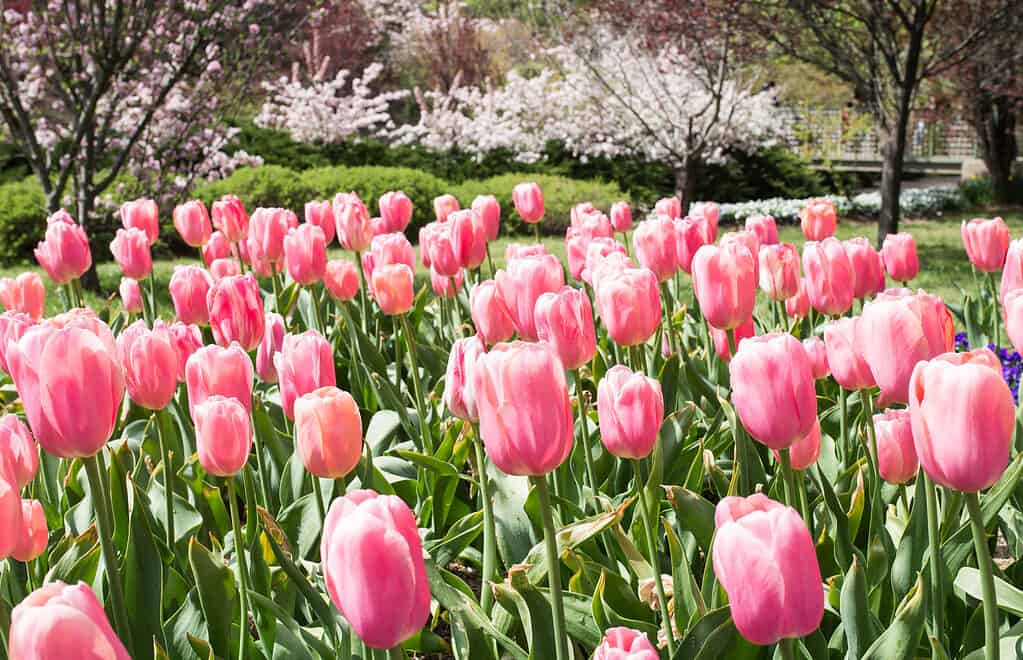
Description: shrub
xmin=0 ymin=177 xmax=46 ymax=264
xmin=193 ymin=165 xmax=317 ymax=215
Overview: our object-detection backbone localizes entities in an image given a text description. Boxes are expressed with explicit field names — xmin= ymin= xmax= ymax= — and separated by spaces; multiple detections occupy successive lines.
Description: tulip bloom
xmin=593 ymin=627 xmax=659 ymax=660
xmin=512 ymin=182 xmax=544 ymax=223
xmin=495 ymin=254 xmax=565 ymax=341
xmin=169 ymin=200 xmax=210 ymax=248
xmin=0 ymin=414 xmax=37 ymax=488
xmin=595 ymin=267 xmax=662 ymax=347
xmin=118 ymin=278 xmax=142 ymax=314
xmin=909 ymin=350 xmax=1015 ymax=492
xmin=581 ymin=238 xmax=628 ymax=285
xmin=334 ymin=192 xmax=374 ymax=252
xmin=802 ymin=238 xmax=854 ymax=315
xmin=203 ymin=230 xmax=233 ymax=267
xmin=166 ymin=321 xmax=202 ymax=382
xmin=472 ymin=194 xmax=501 ymax=241
xmin=11 ymin=498 xmax=46 ymax=562
xmin=470 ymin=280 xmax=516 ymax=346
xmin=693 ymin=202 xmax=720 ymax=242
xmin=110 ymin=227 xmax=153 ymax=280
xmin=194 ymin=396 xmax=252 ymax=476
xmin=324 ymin=259 xmax=360 ymax=302
xmin=211 ymin=195 xmax=249 ymax=242
xmin=823 ymin=317 xmax=875 ymax=391
xmin=692 ymin=242 xmax=756 ymax=330
xmin=729 ymin=333 xmax=817 ymax=449
xmin=284 ymin=224 xmax=327 ymax=285
xmin=799 ymin=198 xmax=837 ymax=241
xmin=294 ymin=387 xmax=362 ymax=478
xmin=566 ymin=215 xmax=614 ymax=281
xmin=117 ymin=320 xmax=178 ymax=410
xmin=9 ymin=581 xmax=131 ymax=660
xmin=371 ymin=264 xmax=415 ymax=315
xmin=169 ymin=265 xmax=213 ymax=325
xmin=420 ymin=221 xmax=460 ymax=277
xmin=610 ymin=201 xmax=633 ymax=232
xmin=321 ymin=490 xmax=430 ymax=649
xmin=844 ymin=237 xmax=885 ymax=300
xmin=431 ymin=267 xmax=464 ymax=298
xmin=444 ymin=335 xmax=485 ymax=422
xmin=881 ymin=232 xmax=919 ymax=282
xmin=1000 ymin=239 xmax=1023 ymax=304
xmin=758 ymin=243 xmax=800 ymax=301
xmin=207 ymin=274 xmax=265 ymax=351
xmin=962 ymin=217 xmax=1009 ymax=273
xmin=721 ymin=230 xmax=762 ymax=279
xmin=185 ymin=343 xmax=253 ymax=416
xmin=597 ymin=365 xmax=664 ymax=459
xmin=632 ymin=217 xmax=679 ymax=281
xmin=275 ymin=330 xmax=336 ymax=420
xmin=474 ymin=341 xmax=573 ymax=475
xmin=120 ymin=198 xmax=159 ymax=245
xmin=745 ymin=214 xmax=779 ymax=245
xmin=256 ymin=313 xmax=286 ymax=383
xmin=34 ymin=213 xmax=92 ymax=285
xmin=0 ymin=311 xmax=33 ymax=375
xmin=433 ymin=194 xmax=460 ymax=222
xmin=449 ymin=209 xmax=488 ymax=270
xmin=654 ymin=196 xmax=681 ymax=219
xmin=0 ymin=273 xmax=45 ymax=320
xmin=504 ymin=243 xmax=548 ymax=260
xmin=771 ymin=419 xmax=821 ymax=471
xmin=710 ymin=317 xmax=755 ymax=362
xmin=378 ymin=191 xmax=413 ymax=234
xmin=248 ymin=207 xmax=298 ymax=266
xmin=713 ymin=494 xmax=824 ymax=645
xmin=534 ymin=286 xmax=596 ymax=370
xmin=785 ymin=279 xmax=810 ymax=318
xmin=802 ymin=336 xmax=830 ymax=379
xmin=674 ymin=216 xmax=708 ymax=274
xmin=873 ymin=409 xmax=918 ymax=484
xmin=303 ymin=200 xmax=336 ymax=245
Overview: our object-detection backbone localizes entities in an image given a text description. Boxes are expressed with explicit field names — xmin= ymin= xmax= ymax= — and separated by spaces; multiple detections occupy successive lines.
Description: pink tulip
xmin=745 ymin=214 xmax=779 ymax=245
xmin=570 ymin=202 xmax=599 ymax=227
xmin=321 ymin=490 xmax=430 ymax=649
xmin=211 ymin=195 xmax=250 ymax=242
xmin=474 ymin=341 xmax=573 ymax=475
xmin=195 ymin=395 xmax=252 ymax=476
xmin=632 ymin=217 xmax=679 ymax=281
xmin=110 ymin=227 xmax=152 ymax=280
xmin=433 ymin=194 xmax=460 ymax=222
xmin=1000 ymin=239 xmax=1023 ymax=304
xmin=44 ymin=308 xmax=116 ymax=351
xmin=693 ymin=202 xmax=720 ymax=242
xmin=119 ymin=278 xmax=142 ymax=314
xmin=9 ymin=581 xmax=131 ymax=660
xmin=873 ymin=409 xmax=919 ymax=484
xmin=324 ymin=259 xmax=360 ymax=302
xmin=823 ymin=317 xmax=875 ymax=391
xmin=248 ymin=207 xmax=298 ymax=266
xmin=610 ymin=201 xmax=633 ymax=232
xmin=512 ymin=182 xmax=544 ymax=223
xmin=203 ymin=230 xmax=233 ymax=266
xmin=334 ymin=192 xmax=374 ymax=252
xmin=364 ymin=233 xmax=416 ymax=285
xmin=172 ymin=200 xmax=212 ymax=248
xmin=275 ymin=330 xmax=336 ymax=420
xmin=294 ymin=386 xmax=362 ymax=478
xmin=120 ymin=198 xmax=159 ymax=245
xmin=209 ymin=257 xmax=241 ymax=281
xmin=285 ymin=224 xmax=327 ymax=285
xmin=11 ymin=499 xmax=46 ymax=562
xmin=844 ymin=237 xmax=885 ymax=300
xmin=692 ymin=242 xmax=756 ymax=330
xmin=596 ymin=365 xmax=663 ymax=459
xmin=371 ymin=264 xmax=415 ymax=315
xmin=450 ymin=209 xmax=487 ymax=270
xmin=802 ymin=336 xmax=830 ymax=379
xmin=909 ymin=349 xmax=1014 ymax=491
xmin=730 ymin=333 xmax=817 ymax=449
xmin=802 ymin=238 xmax=854 ymax=315
xmin=304 ymin=200 xmax=336 ymax=244
xmin=0 ymin=273 xmax=45 ymax=320
xmin=444 ymin=335 xmax=485 ymax=422
xmin=962 ymin=217 xmax=1009 ymax=273
xmin=799 ymin=198 xmax=837 ymax=241
xmin=0 ymin=311 xmax=33 ymax=375
xmin=169 ymin=265 xmax=213 ymax=325
xmin=713 ymin=493 xmax=824 ymax=645
xmin=420 ymin=221 xmax=460 ymax=277
xmin=166 ymin=321 xmax=202 ymax=382
xmin=34 ymin=212 xmax=92 ymax=285
xmin=710 ymin=317 xmax=755 ymax=362
xmin=593 ymin=627 xmax=659 ymax=660
xmin=1006 ymin=287 xmax=1023 ymax=353
xmin=470 ymin=280 xmax=516 ymax=346
xmin=771 ymin=419 xmax=821 ymax=471
xmin=185 ymin=343 xmax=253 ymax=416
xmin=785 ymin=279 xmax=810 ymax=319
xmin=654 ymin=196 xmax=681 ymax=220
xmin=504 ymin=243 xmax=547 ymax=260
xmin=495 ymin=254 xmax=565 ymax=341
xmin=581 ymin=238 xmax=628 ymax=285
xmin=722 ymin=231 xmax=762 ymax=278
xmin=881 ymin=232 xmax=919 ymax=282
xmin=534 ymin=286 xmax=596 ymax=370
xmin=117 ymin=320 xmax=177 ymax=410
xmin=673 ymin=216 xmax=709 ymax=274
xmin=256 ymin=313 xmax=286 ymax=383
xmin=758 ymin=243 xmax=800 ymax=301
xmin=0 ymin=414 xmax=37 ymax=488
xmin=595 ymin=267 xmax=661 ymax=347
xmin=472 ymin=194 xmax=501 ymax=241
xmin=430 ymin=267 xmax=463 ymax=298
xmin=588 ymin=250 xmax=634 ymax=291
xmin=207 ymin=274 xmax=265 ymax=351
xmin=377 ymin=191 xmax=413 ymax=233
xmin=566 ymin=216 xmax=614 ymax=281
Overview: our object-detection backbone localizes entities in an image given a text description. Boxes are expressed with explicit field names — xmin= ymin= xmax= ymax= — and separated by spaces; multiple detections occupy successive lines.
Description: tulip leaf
xmin=45 ymin=527 xmax=100 ymax=585
xmin=813 ymin=464 xmax=855 ymax=571
xmin=860 ymin=574 xmax=927 ymax=660
xmin=665 ymin=485 xmax=715 ymax=556
xmin=591 ymin=569 xmax=658 ymax=639
xmin=187 ymin=538 xmax=237 ymax=659
xmin=841 ymin=555 xmax=877 ymax=659
xmin=424 ymin=510 xmax=483 ymax=568
xmin=277 ymin=493 xmax=323 ymax=561
xmin=523 ymin=503 xmax=627 ymax=585
xmin=492 ymin=567 xmax=558 ymax=660
xmin=365 ymin=409 xmax=403 ymax=454
xmin=954 ymin=567 xmax=1023 ymax=617
xmin=892 ymin=476 xmax=928 ymax=601
xmin=665 ymin=519 xmax=706 ymax=633
xmin=672 ymin=606 xmax=743 ymax=660
xmin=392 ymin=449 xmax=459 ymax=476
xmin=487 ymin=463 xmax=537 ymax=566
xmin=124 ymin=481 xmax=167 ymax=659
xmin=147 ymin=481 xmax=204 ymax=548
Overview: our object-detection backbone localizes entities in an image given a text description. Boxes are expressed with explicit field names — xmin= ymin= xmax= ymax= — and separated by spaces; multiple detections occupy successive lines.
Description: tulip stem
xmin=778 ymin=638 xmax=796 ymax=660
xmin=990 ymin=272 xmax=1001 ymax=349
xmin=633 ymin=460 xmax=676 ymax=653
xmin=355 ymin=251 xmax=368 ymax=333
xmin=198 ymin=246 xmax=206 ymax=266
xmin=311 ymin=285 xmax=327 ymax=334
xmin=966 ymin=492 xmax=999 ymax=660
xmin=83 ymin=454 xmax=134 ymax=653
xmin=156 ymin=409 xmax=175 ymax=551
xmin=778 ymin=449 xmax=799 ymax=512
xmin=837 ymin=387 xmax=848 ymax=464
xmin=388 ymin=646 xmax=406 ymax=659
xmin=399 ymin=314 xmax=433 ymax=455
xmin=533 ymin=223 xmax=541 ymax=243
xmin=485 ymin=243 xmax=495 ymax=277
xmin=859 ymin=390 xmax=879 ymax=481
xmin=924 ymin=474 xmax=946 ymax=641
xmin=311 ymin=473 xmax=327 ymax=528
xmin=227 ymin=477 xmax=252 ymax=660
xmin=575 ymin=372 xmax=600 ymax=514
xmin=530 ymin=476 xmax=569 ymax=660
xmin=660 ymin=282 xmax=677 ymax=356
xmin=147 ymin=273 xmax=157 ymax=324
xmin=471 ymin=425 xmax=498 ymax=615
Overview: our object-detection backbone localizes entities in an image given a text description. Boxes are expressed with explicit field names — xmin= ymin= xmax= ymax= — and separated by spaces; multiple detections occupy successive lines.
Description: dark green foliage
xmin=193 ymin=165 xmax=318 ymax=214
xmin=0 ymin=177 xmax=46 ymax=264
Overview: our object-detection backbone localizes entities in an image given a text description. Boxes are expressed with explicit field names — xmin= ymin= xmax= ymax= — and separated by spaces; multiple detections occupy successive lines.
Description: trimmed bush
xmin=193 ymin=165 xmax=317 ymax=214
xmin=0 ymin=177 xmax=46 ymax=264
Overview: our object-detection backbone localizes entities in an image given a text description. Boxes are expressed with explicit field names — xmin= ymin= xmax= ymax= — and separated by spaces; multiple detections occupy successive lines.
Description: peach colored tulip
xmin=962 ymin=217 xmax=1009 ymax=273
xmin=1000 ymin=239 xmax=1023 ymax=304
xmin=823 ymin=317 xmax=875 ymax=391
xmin=195 ymin=395 xmax=252 ymax=476
xmin=785 ymin=278 xmax=810 ymax=318
xmin=256 ymin=312 xmax=286 ymax=384
xmin=593 ymin=627 xmax=659 ymax=660
xmin=304 ymin=200 xmax=336 ymax=244
xmin=909 ymin=349 xmax=1014 ymax=492
xmin=802 ymin=336 xmax=830 ymax=380
xmin=325 ymin=259 xmax=360 ymax=302
xmin=169 ymin=265 xmax=213 ymax=325
xmin=674 ymin=216 xmax=709 ymax=274
xmin=321 ymin=490 xmax=430 ymax=649
xmin=207 ymin=274 xmax=264 ymax=351
xmin=11 ymin=498 xmax=46 ymax=562
xmin=512 ymin=182 xmax=544 ymax=223
xmin=745 ymin=214 xmax=778 ymax=245
xmin=881 ymin=232 xmax=919 ymax=282
xmin=495 ymin=254 xmax=565 ymax=341
xmin=654 ymin=196 xmax=681 ymax=219
xmin=9 ymin=581 xmax=130 ymax=660
xmin=378 ymin=190 xmax=413 ymax=233
xmin=0 ymin=311 xmax=33 ymax=375
xmin=802 ymin=238 xmax=854 ymax=315
xmin=433 ymin=194 xmax=460 ymax=222
xmin=371 ymin=264 xmax=415 ymax=315
xmin=534 ymin=286 xmax=596 ymax=370
xmin=610 ymin=201 xmax=633 ymax=232
xmin=117 ymin=320 xmax=178 ymax=410
xmin=474 ymin=341 xmax=573 ymax=475
xmin=470 ymin=280 xmax=516 ymax=346
xmin=294 ymin=386 xmax=362 ymax=478
xmin=203 ymin=230 xmax=233 ymax=266
xmin=444 ymin=335 xmax=485 ymax=422
xmin=758 ymin=243 xmax=800 ymax=301
xmin=710 ymin=317 xmax=755 ymax=362
xmin=772 ymin=419 xmax=821 ymax=470
xmin=0 ymin=414 xmax=37 ymax=488
xmin=0 ymin=273 xmax=44 ymax=320
xmin=799 ymin=198 xmax=837 ymax=241
xmin=633 ymin=217 xmax=679 ymax=281
xmin=843 ymin=237 xmax=885 ymax=300
xmin=211 ymin=195 xmax=249 ymax=242
xmin=595 ymin=267 xmax=662 ymax=347
xmin=472 ymin=194 xmax=501 ymax=241
xmin=185 ymin=343 xmax=253 ymax=416
xmin=873 ymin=409 xmax=918 ymax=484
xmin=597 ymin=365 xmax=664 ymax=459
xmin=120 ymin=198 xmax=159 ymax=244
xmin=166 ymin=321 xmax=201 ymax=382
xmin=692 ymin=242 xmax=756 ymax=330
xmin=285 ymin=224 xmax=327 ymax=285
xmin=110 ymin=227 xmax=152 ymax=280
xmin=364 ymin=233 xmax=416 ymax=286
xmin=34 ymin=212 xmax=92 ymax=285
xmin=119 ymin=278 xmax=142 ymax=314
xmin=275 ymin=330 xmax=336 ymax=420
xmin=334 ymin=192 xmax=374 ymax=252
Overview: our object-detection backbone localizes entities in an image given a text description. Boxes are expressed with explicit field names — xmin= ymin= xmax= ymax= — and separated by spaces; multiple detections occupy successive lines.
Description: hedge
xmin=0 ymin=177 xmax=46 ymax=265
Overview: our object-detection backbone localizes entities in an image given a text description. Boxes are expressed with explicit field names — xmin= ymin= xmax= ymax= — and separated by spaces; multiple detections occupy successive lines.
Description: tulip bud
xmin=379 ymin=191 xmax=413 ymax=233
xmin=593 ymin=627 xmax=659 ymax=660
xmin=771 ymin=419 xmax=821 ymax=470
xmin=449 ymin=209 xmax=487 ymax=270
xmin=294 ymin=387 xmax=362 ymax=479
xmin=823 ymin=317 xmax=875 ymax=391
xmin=256 ymin=313 xmax=286 ymax=383
xmin=371 ymin=264 xmax=415 ymax=315
xmin=581 ymin=238 xmax=628 ymax=285
xmin=119 ymin=278 xmax=142 ymax=314
xmin=873 ymin=408 xmax=918 ymax=484
xmin=334 ymin=192 xmax=374 ymax=252
xmin=285 ymin=224 xmax=327 ymax=285
xmin=34 ymin=213 xmax=92 ymax=285
xmin=0 ymin=273 xmax=45 ymax=320
xmin=0 ymin=311 xmax=33 ymax=376
xmin=9 ymin=581 xmax=131 ymax=660
xmin=692 ymin=242 xmax=756 ymax=330
xmin=632 ymin=217 xmax=679 ymax=281
xmin=843 ymin=237 xmax=885 ymax=300
xmin=721 ymin=230 xmax=761 ymax=280
xmin=799 ymin=199 xmax=837 ymax=241
xmin=11 ymin=498 xmax=46 ymax=562
xmin=673 ymin=216 xmax=708 ymax=274
xmin=324 ymin=259 xmax=360 ymax=302
xmin=785 ymin=278 xmax=810 ymax=319
xmin=185 ymin=343 xmax=253 ymax=416
xmin=173 ymin=200 xmax=213 ymax=247
xmin=195 ymin=395 xmax=252 ymax=476
xmin=203 ymin=230 xmax=233 ymax=266
xmin=248 ymin=207 xmax=298 ymax=266
xmin=758 ymin=243 xmax=800 ymax=301
xmin=962 ymin=217 xmax=1009 ymax=274
xmin=470 ymin=280 xmax=516 ymax=346
xmin=110 ymin=227 xmax=153 ymax=280
xmin=207 ymin=274 xmax=265 ymax=351
xmin=211 ymin=194 xmax=249 ymax=242
xmin=166 ymin=321 xmax=202 ymax=382
xmin=0 ymin=414 xmax=37 ymax=489
xmin=1000 ymin=239 xmax=1023 ymax=305
xmin=710 ymin=317 xmax=755 ymax=362
xmin=881 ymin=232 xmax=919 ymax=282
xmin=275 ymin=330 xmax=336 ymax=420
xmin=304 ymin=200 xmax=336 ymax=244
xmin=472 ymin=194 xmax=501 ymax=241
xmin=495 ymin=254 xmax=565 ymax=341
xmin=534 ymin=286 xmax=596 ymax=370
xmin=802 ymin=336 xmax=830 ymax=380
xmin=654 ymin=196 xmax=681 ymax=220
xmin=433 ymin=194 xmax=460 ymax=222
xmin=512 ymin=182 xmax=544 ymax=223
xmin=420 ymin=221 xmax=460 ymax=277
xmin=117 ymin=320 xmax=178 ymax=410
xmin=430 ymin=267 xmax=463 ymax=298
xmin=693 ymin=202 xmax=720 ymax=242
xmin=597 ymin=365 xmax=664 ymax=459
xmin=745 ymin=214 xmax=779 ymax=245
xmin=169 ymin=265 xmax=213 ymax=325
xmin=444 ymin=335 xmax=485 ymax=422
xmin=802 ymin=238 xmax=854 ymax=315
xmin=120 ymin=198 xmax=159 ymax=245
xmin=610 ymin=201 xmax=633 ymax=232
xmin=595 ymin=267 xmax=662 ymax=347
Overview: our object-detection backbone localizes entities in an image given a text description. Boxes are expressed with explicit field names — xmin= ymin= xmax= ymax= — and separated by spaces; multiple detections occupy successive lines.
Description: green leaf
xmin=892 ymin=476 xmax=928 ymax=601
xmin=591 ymin=569 xmax=658 ymax=639
xmin=487 ymin=464 xmax=536 ymax=566
xmin=523 ymin=503 xmax=628 ymax=585
xmin=425 ymin=510 xmax=483 ymax=568
xmin=124 ymin=481 xmax=167 ymax=659
xmin=861 ymin=574 xmax=926 ymax=660
xmin=841 ymin=555 xmax=876 ymax=659
xmin=492 ymin=567 xmax=558 ymax=660
xmin=954 ymin=567 xmax=1023 ymax=617
xmin=187 ymin=538 xmax=236 ymax=658
xmin=672 ymin=606 xmax=748 ymax=660
xmin=813 ymin=464 xmax=856 ymax=571
xmin=365 ymin=410 xmax=403 ymax=454
xmin=665 ymin=486 xmax=715 ymax=556
xmin=393 ymin=449 xmax=459 ymax=476
xmin=277 ymin=494 xmax=324 ymax=561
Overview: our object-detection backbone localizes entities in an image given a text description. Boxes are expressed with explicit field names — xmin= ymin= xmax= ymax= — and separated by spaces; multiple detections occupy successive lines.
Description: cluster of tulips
xmin=0 ymin=176 xmax=1018 ymax=660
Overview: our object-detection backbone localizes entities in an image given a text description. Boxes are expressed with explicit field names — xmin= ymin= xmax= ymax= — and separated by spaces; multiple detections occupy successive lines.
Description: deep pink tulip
xmin=633 ymin=217 xmax=679 ymax=281
xmin=710 ymin=317 xmax=755 ymax=362
xmin=195 ymin=395 xmax=252 ymax=476
xmin=673 ymin=216 xmax=709 ymax=274
xmin=610 ymin=201 xmax=633 ymax=232
xmin=785 ymin=278 xmax=810 ymax=319
xmin=120 ymin=198 xmax=159 ymax=245
xmin=324 ymin=259 xmax=360 ymax=302
xmin=881 ymin=232 xmax=919 ymax=282
xmin=294 ymin=387 xmax=362 ymax=478
xmin=596 ymin=365 xmax=663 ymax=459
xmin=371 ymin=264 xmax=415 ymax=315
xmin=474 ymin=341 xmax=573 ymax=475
xmin=256 ymin=312 xmax=286 ymax=384
xmin=285 ymin=224 xmax=327 ymax=285
xmin=844 ymin=237 xmax=885 ymax=300
xmin=248 ymin=207 xmax=298 ymax=266
xmin=110 ymin=227 xmax=152 ymax=280
xmin=275 ymin=330 xmax=336 ymax=420
xmin=1000 ymin=239 xmax=1023 ymax=304
xmin=378 ymin=191 xmax=413 ymax=233
xmin=745 ymin=214 xmax=779 ymax=245
xmin=334 ymin=192 xmax=374 ymax=252
xmin=444 ymin=335 xmax=485 ymax=422
xmin=823 ymin=317 xmax=875 ymax=391
xmin=321 ymin=490 xmax=430 ymax=649
xmin=430 ymin=267 xmax=463 ymax=298
xmin=9 ymin=581 xmax=131 ymax=660
xmin=595 ymin=267 xmax=662 ymax=347
xmin=771 ymin=419 xmax=821 ymax=471
xmin=873 ymin=408 xmax=919 ymax=484
xmin=534 ymin=286 xmax=596 ymax=370
xmin=169 ymin=265 xmax=213 ymax=325
xmin=207 ymin=274 xmax=265 ymax=351
xmin=654 ymin=196 xmax=681 ymax=220
xmin=593 ymin=627 xmax=659 ymax=660
xmin=802 ymin=336 xmax=830 ymax=380
xmin=11 ymin=499 xmax=46 ymax=562
xmin=0 ymin=273 xmax=44 ymax=320
xmin=211 ymin=195 xmax=249 ymax=242
xmin=433 ymin=194 xmax=460 ymax=222
xmin=34 ymin=212 xmax=92 ymax=285
xmin=802 ymin=238 xmax=854 ymax=315
xmin=713 ymin=493 xmax=824 ymax=645
xmin=173 ymin=200 xmax=212 ymax=248
xmin=470 ymin=280 xmax=516 ymax=346
xmin=304 ymin=200 xmax=336 ymax=244
xmin=450 ymin=209 xmax=487 ymax=270
xmin=203 ymin=230 xmax=233 ymax=266
xmin=0 ymin=311 xmax=33 ymax=375
xmin=495 ymin=254 xmax=565 ymax=341
xmin=799 ymin=198 xmax=837 ymax=241
xmin=730 ymin=333 xmax=817 ymax=449
xmin=472 ymin=194 xmax=501 ymax=241
xmin=117 ymin=320 xmax=177 ymax=410
xmin=512 ymin=182 xmax=544 ymax=223
xmin=909 ymin=349 xmax=1014 ymax=492
xmin=166 ymin=321 xmax=202 ymax=382
xmin=962 ymin=217 xmax=1009 ymax=273
xmin=0 ymin=414 xmax=37 ymax=489
xmin=581 ymin=238 xmax=628 ymax=285
xmin=758 ymin=243 xmax=800 ymax=301
xmin=504 ymin=243 xmax=547 ymax=260
xmin=119 ymin=278 xmax=142 ymax=314
xmin=185 ymin=342 xmax=253 ymax=416
xmin=692 ymin=242 xmax=756 ymax=330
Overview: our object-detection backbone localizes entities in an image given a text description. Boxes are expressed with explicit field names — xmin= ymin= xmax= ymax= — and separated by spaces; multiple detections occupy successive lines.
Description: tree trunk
xmin=878 ymin=125 xmax=907 ymax=247
xmin=75 ymin=180 xmax=101 ymax=292
xmin=675 ymin=157 xmax=700 ymax=214
xmin=974 ymin=96 xmax=1017 ymax=205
